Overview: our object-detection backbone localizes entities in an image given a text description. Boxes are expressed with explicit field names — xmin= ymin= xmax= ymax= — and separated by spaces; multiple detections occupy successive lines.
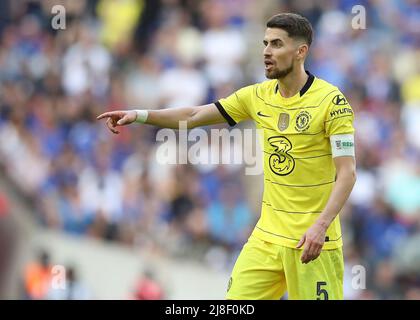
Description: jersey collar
xmin=274 ymin=70 xmax=315 ymax=97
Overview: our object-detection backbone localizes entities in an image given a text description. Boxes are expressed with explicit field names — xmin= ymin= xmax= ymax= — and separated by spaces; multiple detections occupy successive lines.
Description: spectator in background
xmin=61 ymin=24 xmax=112 ymax=97
xmin=23 ymin=249 xmax=52 ymax=300
xmin=132 ymin=268 xmax=165 ymax=300
xmin=0 ymin=192 xmax=16 ymax=299
xmin=200 ymin=0 xmax=246 ymax=87
xmin=96 ymin=0 xmax=144 ymax=51
xmin=56 ymin=170 xmax=95 ymax=235
xmin=78 ymin=143 xmax=124 ymax=230
xmin=47 ymin=265 xmax=91 ymax=300
xmin=207 ymin=180 xmax=253 ymax=250
xmin=371 ymin=260 xmax=401 ymax=300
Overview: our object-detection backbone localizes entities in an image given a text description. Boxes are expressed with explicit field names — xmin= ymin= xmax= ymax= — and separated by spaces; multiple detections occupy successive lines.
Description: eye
xmin=272 ymin=40 xmax=282 ymax=48
xmin=263 ymin=41 xmax=268 ymax=47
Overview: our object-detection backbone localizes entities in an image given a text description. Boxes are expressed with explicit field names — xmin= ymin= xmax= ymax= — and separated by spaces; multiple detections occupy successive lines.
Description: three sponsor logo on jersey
xmin=267 ymin=136 xmax=295 ymax=176
xmin=261 ymin=93 xmax=353 ymax=177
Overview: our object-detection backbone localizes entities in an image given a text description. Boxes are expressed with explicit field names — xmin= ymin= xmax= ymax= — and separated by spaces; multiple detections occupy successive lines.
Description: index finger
xmin=301 ymin=242 xmax=313 ymax=264
xmin=301 ymin=246 xmax=309 ymax=263
xmin=97 ymin=112 xmax=118 ymax=120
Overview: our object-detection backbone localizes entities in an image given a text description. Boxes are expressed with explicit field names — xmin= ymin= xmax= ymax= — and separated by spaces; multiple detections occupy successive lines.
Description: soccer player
xmin=97 ymin=13 xmax=356 ymax=300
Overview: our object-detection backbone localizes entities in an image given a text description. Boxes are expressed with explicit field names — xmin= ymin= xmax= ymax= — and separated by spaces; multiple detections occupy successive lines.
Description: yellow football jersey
xmin=215 ymin=72 xmax=355 ymax=250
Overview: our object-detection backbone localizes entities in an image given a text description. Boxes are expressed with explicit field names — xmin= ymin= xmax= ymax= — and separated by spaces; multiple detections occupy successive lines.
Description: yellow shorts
xmin=226 ymin=235 xmax=344 ymax=300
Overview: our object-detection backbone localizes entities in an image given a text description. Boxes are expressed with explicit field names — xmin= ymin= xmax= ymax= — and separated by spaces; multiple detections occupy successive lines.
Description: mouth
xmin=264 ymin=60 xmax=274 ymax=70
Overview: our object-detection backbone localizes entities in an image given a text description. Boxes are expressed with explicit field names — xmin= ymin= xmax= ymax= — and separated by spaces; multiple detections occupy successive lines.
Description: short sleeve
xmin=324 ymin=92 xmax=355 ymax=137
xmin=215 ymin=85 xmax=253 ymax=126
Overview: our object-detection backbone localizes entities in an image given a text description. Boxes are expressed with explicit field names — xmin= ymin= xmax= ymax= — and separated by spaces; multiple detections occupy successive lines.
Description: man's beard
xmin=266 ymin=61 xmax=294 ymax=79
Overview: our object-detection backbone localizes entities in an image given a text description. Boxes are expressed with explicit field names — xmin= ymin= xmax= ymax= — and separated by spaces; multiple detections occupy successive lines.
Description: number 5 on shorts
xmin=316 ymin=281 xmax=329 ymax=300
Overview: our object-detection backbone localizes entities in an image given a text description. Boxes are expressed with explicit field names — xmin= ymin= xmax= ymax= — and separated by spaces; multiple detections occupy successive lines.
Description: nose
xmin=263 ymin=45 xmax=271 ymax=57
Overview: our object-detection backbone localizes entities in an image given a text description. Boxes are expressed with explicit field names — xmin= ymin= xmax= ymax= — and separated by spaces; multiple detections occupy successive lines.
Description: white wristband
xmin=134 ymin=110 xmax=148 ymax=123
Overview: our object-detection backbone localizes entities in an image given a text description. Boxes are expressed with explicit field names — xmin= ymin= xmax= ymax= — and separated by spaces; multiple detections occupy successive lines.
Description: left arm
xmin=297 ymin=156 xmax=356 ymax=263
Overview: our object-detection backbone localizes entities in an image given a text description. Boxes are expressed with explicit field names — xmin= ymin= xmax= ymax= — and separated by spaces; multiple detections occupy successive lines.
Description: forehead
xmin=264 ymin=28 xmax=291 ymax=42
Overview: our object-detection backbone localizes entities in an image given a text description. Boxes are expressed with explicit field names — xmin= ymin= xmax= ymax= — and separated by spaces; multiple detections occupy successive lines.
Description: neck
xmin=277 ymin=66 xmax=308 ymax=98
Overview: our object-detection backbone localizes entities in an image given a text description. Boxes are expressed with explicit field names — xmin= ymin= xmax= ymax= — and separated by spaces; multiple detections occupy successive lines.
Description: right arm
xmin=96 ymin=103 xmax=226 ymax=134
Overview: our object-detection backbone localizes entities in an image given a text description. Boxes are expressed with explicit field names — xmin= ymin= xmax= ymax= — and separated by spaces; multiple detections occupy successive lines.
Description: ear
xmin=296 ymin=43 xmax=309 ymax=61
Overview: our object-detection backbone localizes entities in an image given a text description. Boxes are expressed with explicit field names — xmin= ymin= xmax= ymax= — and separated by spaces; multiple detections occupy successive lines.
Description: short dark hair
xmin=266 ymin=13 xmax=313 ymax=46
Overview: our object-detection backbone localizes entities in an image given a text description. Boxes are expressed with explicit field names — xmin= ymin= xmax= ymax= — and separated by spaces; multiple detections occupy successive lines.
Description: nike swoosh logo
xmin=257 ymin=111 xmax=271 ymax=117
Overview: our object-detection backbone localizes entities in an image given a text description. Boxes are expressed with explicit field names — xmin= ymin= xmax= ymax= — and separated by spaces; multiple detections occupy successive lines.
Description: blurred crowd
xmin=21 ymin=248 xmax=164 ymax=300
xmin=0 ymin=0 xmax=419 ymax=299
xmin=22 ymin=249 xmax=92 ymax=300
